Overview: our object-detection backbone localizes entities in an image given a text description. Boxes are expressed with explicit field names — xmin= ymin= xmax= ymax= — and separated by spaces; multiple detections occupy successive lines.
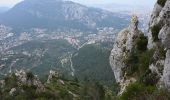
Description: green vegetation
xmin=121 ymin=28 xmax=170 ymax=99
xmin=157 ymin=0 xmax=167 ymax=7
xmin=72 ymin=44 xmax=117 ymax=92
xmin=151 ymin=24 xmax=162 ymax=42
xmin=120 ymin=82 xmax=170 ymax=100
xmin=124 ymin=49 xmax=154 ymax=77
xmin=124 ymin=34 xmax=155 ymax=78
xmin=0 ymin=39 xmax=76 ymax=78
xmin=158 ymin=45 xmax=167 ymax=60
xmin=0 ymin=72 xmax=116 ymax=100
xmin=1 ymin=72 xmax=170 ymax=100
xmin=26 ymin=72 xmax=34 ymax=80
xmin=140 ymin=70 xmax=160 ymax=86
xmin=135 ymin=34 xmax=148 ymax=51
xmin=120 ymin=82 xmax=155 ymax=100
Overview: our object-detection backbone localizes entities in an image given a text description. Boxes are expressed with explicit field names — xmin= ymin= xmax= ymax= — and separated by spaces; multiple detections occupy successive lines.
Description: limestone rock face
xmin=15 ymin=70 xmax=45 ymax=92
xmin=162 ymin=50 xmax=170 ymax=88
xmin=9 ymin=88 xmax=16 ymax=96
xmin=47 ymin=70 xmax=59 ymax=83
xmin=110 ymin=0 xmax=170 ymax=95
xmin=109 ymin=28 xmax=128 ymax=83
xmin=158 ymin=0 xmax=170 ymax=49
xmin=110 ymin=15 xmax=141 ymax=93
xmin=148 ymin=3 xmax=163 ymax=49
xmin=0 ymin=80 xmax=5 ymax=88
xmin=148 ymin=0 xmax=170 ymax=89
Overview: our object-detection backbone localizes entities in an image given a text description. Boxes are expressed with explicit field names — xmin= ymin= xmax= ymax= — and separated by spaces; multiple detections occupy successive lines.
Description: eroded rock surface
xmin=148 ymin=0 xmax=170 ymax=89
xmin=110 ymin=15 xmax=142 ymax=93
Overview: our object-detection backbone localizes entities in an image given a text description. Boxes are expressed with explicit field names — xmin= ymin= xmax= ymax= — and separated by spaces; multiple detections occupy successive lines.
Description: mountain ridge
xmin=0 ymin=0 xmax=129 ymax=31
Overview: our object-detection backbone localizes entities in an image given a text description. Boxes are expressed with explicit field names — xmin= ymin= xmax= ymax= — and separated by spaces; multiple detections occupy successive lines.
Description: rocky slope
xmin=148 ymin=0 xmax=170 ymax=89
xmin=0 ymin=70 xmax=115 ymax=100
xmin=110 ymin=0 xmax=170 ymax=95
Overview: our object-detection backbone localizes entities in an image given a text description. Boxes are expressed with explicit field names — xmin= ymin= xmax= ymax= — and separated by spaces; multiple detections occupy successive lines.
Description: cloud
xmin=0 ymin=0 xmax=156 ymax=7
xmin=0 ymin=0 xmax=23 ymax=7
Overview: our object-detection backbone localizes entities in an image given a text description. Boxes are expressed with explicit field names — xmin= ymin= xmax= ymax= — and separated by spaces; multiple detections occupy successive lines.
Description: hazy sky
xmin=0 ymin=0 xmax=156 ymax=7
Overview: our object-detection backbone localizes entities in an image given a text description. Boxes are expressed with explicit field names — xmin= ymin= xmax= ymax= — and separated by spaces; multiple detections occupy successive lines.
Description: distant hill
xmin=0 ymin=7 xmax=10 ymax=13
xmin=0 ymin=0 xmax=129 ymax=31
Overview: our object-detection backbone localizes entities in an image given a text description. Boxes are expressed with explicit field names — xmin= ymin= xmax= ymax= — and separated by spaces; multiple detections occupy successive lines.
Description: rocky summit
xmin=110 ymin=0 xmax=170 ymax=96
xmin=110 ymin=15 xmax=143 ymax=94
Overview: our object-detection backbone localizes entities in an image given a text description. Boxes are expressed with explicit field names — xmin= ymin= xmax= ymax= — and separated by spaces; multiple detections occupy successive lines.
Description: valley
xmin=0 ymin=0 xmax=155 ymax=100
xmin=0 ymin=0 xmax=131 ymax=81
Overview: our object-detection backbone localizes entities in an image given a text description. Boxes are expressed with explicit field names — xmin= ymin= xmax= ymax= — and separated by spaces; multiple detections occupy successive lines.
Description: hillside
xmin=0 ymin=39 xmax=76 ymax=78
xmin=0 ymin=70 xmax=116 ymax=100
xmin=72 ymin=44 xmax=117 ymax=90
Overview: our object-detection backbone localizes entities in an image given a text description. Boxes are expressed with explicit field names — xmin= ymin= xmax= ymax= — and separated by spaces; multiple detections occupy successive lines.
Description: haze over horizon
xmin=0 ymin=0 xmax=156 ymax=8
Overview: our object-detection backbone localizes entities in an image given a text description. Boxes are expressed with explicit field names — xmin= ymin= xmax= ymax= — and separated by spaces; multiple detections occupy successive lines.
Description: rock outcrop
xmin=148 ymin=0 xmax=170 ymax=89
xmin=110 ymin=0 xmax=170 ymax=94
xmin=47 ymin=70 xmax=59 ymax=83
xmin=15 ymin=70 xmax=45 ymax=92
xmin=110 ymin=15 xmax=143 ymax=94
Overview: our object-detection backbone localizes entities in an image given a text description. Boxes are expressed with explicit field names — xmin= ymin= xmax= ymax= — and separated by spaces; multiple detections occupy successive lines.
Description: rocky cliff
xmin=148 ymin=0 xmax=170 ymax=89
xmin=110 ymin=0 xmax=170 ymax=94
xmin=110 ymin=15 xmax=143 ymax=94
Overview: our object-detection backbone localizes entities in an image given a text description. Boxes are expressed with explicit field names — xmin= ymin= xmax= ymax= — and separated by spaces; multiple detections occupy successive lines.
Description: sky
xmin=0 ymin=0 xmax=156 ymax=7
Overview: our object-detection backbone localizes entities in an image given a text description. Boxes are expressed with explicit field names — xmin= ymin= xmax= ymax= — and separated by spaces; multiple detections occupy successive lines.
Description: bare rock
xmin=9 ymin=88 xmax=16 ymax=96
xmin=110 ymin=15 xmax=141 ymax=93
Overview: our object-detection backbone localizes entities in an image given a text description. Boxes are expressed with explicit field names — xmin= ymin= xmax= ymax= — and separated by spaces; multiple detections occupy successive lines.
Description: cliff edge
xmin=110 ymin=0 xmax=170 ymax=94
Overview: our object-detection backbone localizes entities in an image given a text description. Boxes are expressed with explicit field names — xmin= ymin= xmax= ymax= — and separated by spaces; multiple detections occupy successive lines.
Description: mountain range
xmin=0 ymin=0 xmax=129 ymax=31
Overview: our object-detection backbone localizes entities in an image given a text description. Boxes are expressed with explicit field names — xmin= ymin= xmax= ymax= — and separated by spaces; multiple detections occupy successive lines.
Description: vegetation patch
xmin=135 ymin=34 xmax=148 ymax=51
xmin=124 ymin=49 xmax=154 ymax=78
xmin=158 ymin=45 xmax=167 ymax=60
xmin=151 ymin=24 xmax=162 ymax=42
xmin=0 ymin=72 xmax=116 ymax=100
xmin=124 ymin=34 xmax=154 ymax=78
xmin=140 ymin=69 xmax=160 ymax=86
xmin=72 ymin=44 xmax=117 ymax=92
xmin=157 ymin=0 xmax=167 ymax=7
xmin=120 ymin=82 xmax=170 ymax=100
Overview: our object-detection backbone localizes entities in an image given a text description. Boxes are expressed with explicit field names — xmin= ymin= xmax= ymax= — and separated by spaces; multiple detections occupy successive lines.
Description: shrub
xmin=158 ymin=45 xmax=166 ymax=59
xmin=26 ymin=72 xmax=34 ymax=80
xmin=124 ymin=48 xmax=154 ymax=78
xmin=157 ymin=0 xmax=167 ymax=7
xmin=153 ymin=88 xmax=170 ymax=100
xmin=124 ymin=33 xmax=150 ymax=77
xmin=124 ymin=53 xmax=139 ymax=76
xmin=121 ymin=83 xmax=170 ymax=100
xmin=138 ymin=49 xmax=155 ymax=76
xmin=151 ymin=24 xmax=161 ymax=42
xmin=4 ymin=74 xmax=18 ymax=90
xmin=140 ymin=70 xmax=160 ymax=86
xmin=120 ymin=82 xmax=156 ymax=100
xmin=135 ymin=34 xmax=148 ymax=51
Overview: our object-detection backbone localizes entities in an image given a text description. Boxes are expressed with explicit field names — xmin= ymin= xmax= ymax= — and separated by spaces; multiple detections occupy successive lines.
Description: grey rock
xmin=162 ymin=50 xmax=170 ymax=89
xmin=9 ymin=88 xmax=16 ymax=96
xmin=110 ymin=15 xmax=140 ymax=93
xmin=148 ymin=0 xmax=170 ymax=89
